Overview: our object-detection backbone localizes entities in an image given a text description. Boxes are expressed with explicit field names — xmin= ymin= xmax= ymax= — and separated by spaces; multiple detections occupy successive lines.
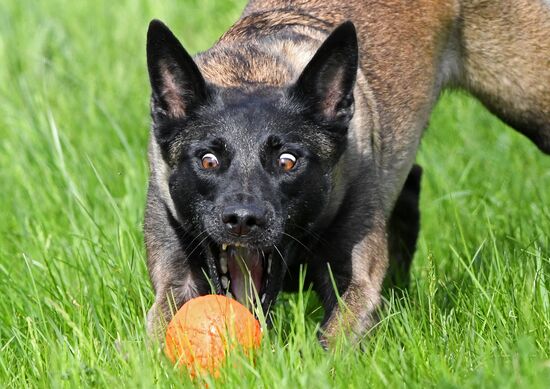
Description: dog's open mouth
xmin=209 ymin=243 xmax=278 ymax=312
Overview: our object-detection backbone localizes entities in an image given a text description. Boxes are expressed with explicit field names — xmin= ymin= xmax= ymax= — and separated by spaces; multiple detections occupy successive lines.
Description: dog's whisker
xmin=185 ymin=234 xmax=211 ymax=259
xmin=287 ymin=222 xmax=324 ymax=241
xmin=286 ymin=223 xmax=354 ymax=257
xmin=181 ymin=230 xmax=209 ymax=252
xmin=281 ymin=232 xmax=314 ymax=255
xmin=180 ymin=230 xmax=210 ymax=258
xmin=272 ymin=244 xmax=288 ymax=271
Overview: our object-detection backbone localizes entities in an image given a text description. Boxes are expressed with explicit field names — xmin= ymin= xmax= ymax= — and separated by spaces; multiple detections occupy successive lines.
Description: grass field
xmin=1 ymin=0 xmax=550 ymax=387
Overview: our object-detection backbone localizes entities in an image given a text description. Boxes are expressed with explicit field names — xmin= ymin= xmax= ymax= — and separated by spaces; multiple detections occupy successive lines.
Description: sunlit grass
xmin=1 ymin=1 xmax=549 ymax=387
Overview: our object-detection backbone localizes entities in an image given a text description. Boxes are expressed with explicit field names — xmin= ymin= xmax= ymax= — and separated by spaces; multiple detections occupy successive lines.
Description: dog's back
xmin=459 ymin=0 xmax=550 ymax=152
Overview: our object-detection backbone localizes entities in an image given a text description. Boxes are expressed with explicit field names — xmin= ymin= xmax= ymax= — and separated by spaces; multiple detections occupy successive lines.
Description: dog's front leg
xmin=146 ymin=264 xmax=203 ymax=341
xmin=316 ymin=217 xmax=388 ymax=349
xmin=144 ymin=191 xmax=211 ymax=341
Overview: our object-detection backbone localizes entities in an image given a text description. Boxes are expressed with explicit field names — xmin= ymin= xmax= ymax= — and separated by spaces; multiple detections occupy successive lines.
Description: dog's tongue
xmin=228 ymin=247 xmax=263 ymax=307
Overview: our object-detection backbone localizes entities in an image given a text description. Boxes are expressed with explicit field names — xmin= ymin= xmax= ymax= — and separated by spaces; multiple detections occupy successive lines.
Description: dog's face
xmin=146 ymin=20 xmax=358 ymax=310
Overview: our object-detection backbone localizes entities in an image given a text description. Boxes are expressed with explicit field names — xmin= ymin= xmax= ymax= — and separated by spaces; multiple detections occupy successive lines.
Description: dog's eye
xmin=278 ymin=153 xmax=297 ymax=172
xmin=201 ymin=153 xmax=219 ymax=170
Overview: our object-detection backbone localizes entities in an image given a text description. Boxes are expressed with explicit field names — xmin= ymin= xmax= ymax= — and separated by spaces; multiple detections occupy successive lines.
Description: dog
xmin=144 ymin=0 xmax=550 ymax=347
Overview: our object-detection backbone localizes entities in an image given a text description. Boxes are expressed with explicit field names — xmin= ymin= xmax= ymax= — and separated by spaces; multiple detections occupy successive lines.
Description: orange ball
xmin=164 ymin=295 xmax=262 ymax=377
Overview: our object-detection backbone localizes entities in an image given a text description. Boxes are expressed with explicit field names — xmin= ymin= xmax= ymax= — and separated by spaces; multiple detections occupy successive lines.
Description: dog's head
xmin=146 ymin=20 xmax=358 ymax=310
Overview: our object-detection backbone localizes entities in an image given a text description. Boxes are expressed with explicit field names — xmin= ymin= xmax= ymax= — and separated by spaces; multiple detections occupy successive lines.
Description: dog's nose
xmin=221 ymin=204 xmax=266 ymax=236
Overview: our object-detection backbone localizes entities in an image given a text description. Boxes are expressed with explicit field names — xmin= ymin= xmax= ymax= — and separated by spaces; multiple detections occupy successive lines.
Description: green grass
xmin=1 ymin=0 xmax=549 ymax=387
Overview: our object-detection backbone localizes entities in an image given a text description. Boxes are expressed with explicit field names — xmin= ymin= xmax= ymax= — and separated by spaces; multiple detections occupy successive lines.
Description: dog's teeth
xmin=222 ymin=243 xmax=227 ymax=251
xmin=221 ymin=275 xmax=229 ymax=289
xmin=267 ymin=257 xmax=272 ymax=274
xmin=220 ymin=255 xmax=228 ymax=274
xmin=261 ymin=294 xmax=266 ymax=304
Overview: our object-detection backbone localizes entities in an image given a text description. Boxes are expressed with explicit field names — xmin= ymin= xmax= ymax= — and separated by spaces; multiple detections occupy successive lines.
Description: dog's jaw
xmin=206 ymin=242 xmax=282 ymax=317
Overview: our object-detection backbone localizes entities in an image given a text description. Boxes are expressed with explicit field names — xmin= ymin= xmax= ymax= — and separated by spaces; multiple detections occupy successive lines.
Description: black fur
xmin=145 ymin=19 xmax=415 ymax=340
xmin=144 ymin=0 xmax=550 ymax=346
xmin=387 ymin=164 xmax=423 ymax=289
xmin=146 ymin=20 xmax=372 ymax=324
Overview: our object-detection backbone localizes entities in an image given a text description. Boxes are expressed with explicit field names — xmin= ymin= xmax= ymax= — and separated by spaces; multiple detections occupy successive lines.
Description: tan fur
xmin=320 ymin=213 xmax=389 ymax=347
xmin=146 ymin=0 xmax=550 ymax=346
xmin=159 ymin=64 xmax=188 ymax=118
xmin=199 ymin=1 xmax=461 ymax=210
xmin=201 ymin=0 xmax=550 ymax=204
xmin=460 ymin=0 xmax=550 ymax=150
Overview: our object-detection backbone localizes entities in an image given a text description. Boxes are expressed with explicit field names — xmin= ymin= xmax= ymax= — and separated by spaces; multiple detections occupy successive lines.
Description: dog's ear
xmin=291 ymin=22 xmax=358 ymax=130
xmin=146 ymin=20 xmax=208 ymax=121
